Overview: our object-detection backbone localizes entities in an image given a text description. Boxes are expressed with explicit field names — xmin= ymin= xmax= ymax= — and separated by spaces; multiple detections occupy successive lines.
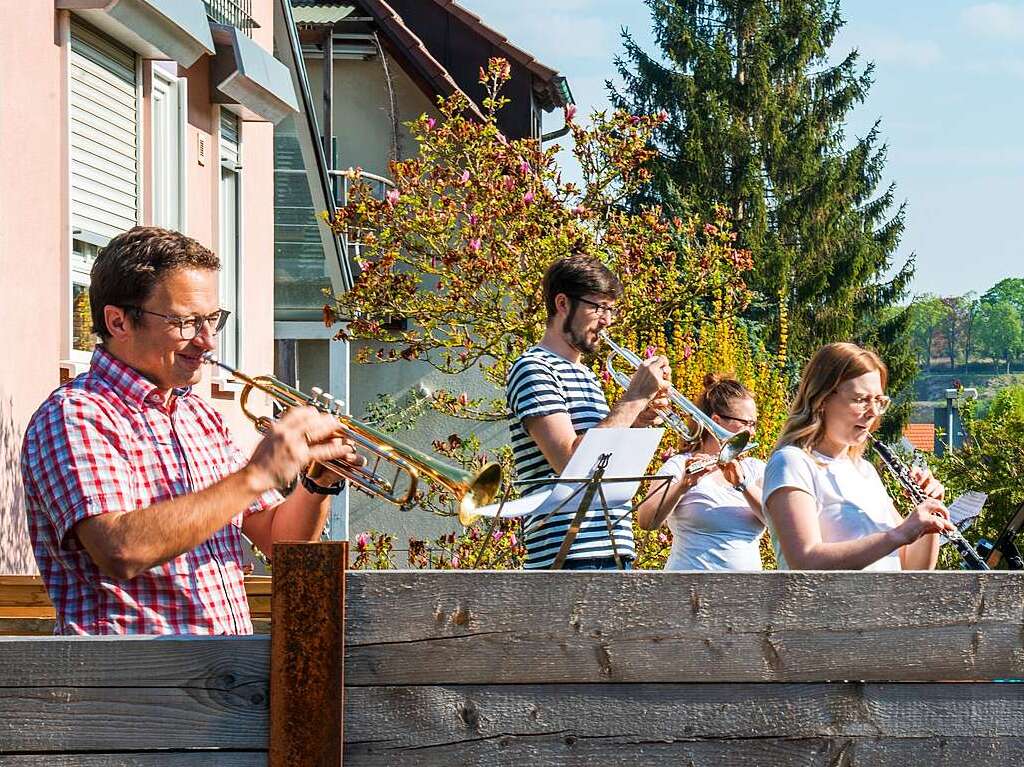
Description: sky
xmin=456 ymin=0 xmax=1024 ymax=300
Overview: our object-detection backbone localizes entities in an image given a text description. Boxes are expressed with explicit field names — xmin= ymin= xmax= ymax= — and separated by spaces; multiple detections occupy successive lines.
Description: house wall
xmin=303 ymin=50 xmax=436 ymax=177
xmin=0 ymin=6 xmax=67 ymax=574
xmin=0 ymin=5 xmax=279 ymax=574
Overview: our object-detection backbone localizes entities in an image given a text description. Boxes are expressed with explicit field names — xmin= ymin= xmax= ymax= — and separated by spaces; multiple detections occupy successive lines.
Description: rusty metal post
xmin=270 ymin=541 xmax=347 ymax=766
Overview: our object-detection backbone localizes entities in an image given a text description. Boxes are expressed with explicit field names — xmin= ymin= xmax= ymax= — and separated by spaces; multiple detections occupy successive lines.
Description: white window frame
xmin=217 ymin=108 xmax=243 ymax=371
xmin=275 ymin=321 xmax=351 ymax=539
xmin=64 ymin=21 xmax=142 ymax=368
xmin=151 ymin=63 xmax=187 ymax=231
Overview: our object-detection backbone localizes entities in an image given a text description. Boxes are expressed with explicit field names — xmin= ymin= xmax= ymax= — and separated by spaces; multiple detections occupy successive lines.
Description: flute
xmin=870 ymin=436 xmax=989 ymax=571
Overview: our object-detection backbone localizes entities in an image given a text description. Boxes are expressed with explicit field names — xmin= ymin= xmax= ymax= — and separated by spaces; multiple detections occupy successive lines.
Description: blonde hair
xmin=776 ymin=342 xmax=888 ymax=459
xmin=686 ymin=373 xmax=755 ymax=452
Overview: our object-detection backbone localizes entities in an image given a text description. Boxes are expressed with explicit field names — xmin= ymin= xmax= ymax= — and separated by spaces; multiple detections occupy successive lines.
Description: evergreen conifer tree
xmin=612 ymin=0 xmax=916 ymax=420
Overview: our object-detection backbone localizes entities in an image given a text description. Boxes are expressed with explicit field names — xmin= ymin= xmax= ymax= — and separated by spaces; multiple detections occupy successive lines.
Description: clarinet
xmin=870 ymin=436 xmax=990 ymax=571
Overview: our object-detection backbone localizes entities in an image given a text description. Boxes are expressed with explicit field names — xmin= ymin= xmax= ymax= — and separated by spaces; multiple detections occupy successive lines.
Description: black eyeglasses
xmin=716 ymin=412 xmax=758 ymax=430
xmin=572 ymin=295 xmax=620 ymax=320
xmin=124 ymin=306 xmax=231 ymax=340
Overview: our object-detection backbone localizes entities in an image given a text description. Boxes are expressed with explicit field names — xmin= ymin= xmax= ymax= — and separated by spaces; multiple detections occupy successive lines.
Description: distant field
xmin=909 ymin=363 xmax=1024 ymax=423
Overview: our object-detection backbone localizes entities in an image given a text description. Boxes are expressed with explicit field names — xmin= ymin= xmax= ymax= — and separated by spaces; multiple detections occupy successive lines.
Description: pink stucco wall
xmin=0 ymin=6 xmax=280 ymax=574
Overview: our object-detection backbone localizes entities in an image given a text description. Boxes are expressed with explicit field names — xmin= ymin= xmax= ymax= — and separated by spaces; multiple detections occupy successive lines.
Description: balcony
xmin=203 ymin=0 xmax=257 ymax=37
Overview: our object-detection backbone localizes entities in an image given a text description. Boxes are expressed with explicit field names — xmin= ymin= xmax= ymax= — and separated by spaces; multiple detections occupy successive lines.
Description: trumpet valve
xmin=310 ymin=386 xmax=324 ymax=405
xmin=321 ymin=392 xmax=335 ymax=412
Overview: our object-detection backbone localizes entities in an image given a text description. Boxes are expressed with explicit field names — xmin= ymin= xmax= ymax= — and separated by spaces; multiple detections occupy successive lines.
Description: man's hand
xmin=624 ymin=355 xmax=671 ymax=402
xmin=246 ymin=407 xmax=363 ymax=491
xmin=633 ymin=393 xmax=670 ymax=427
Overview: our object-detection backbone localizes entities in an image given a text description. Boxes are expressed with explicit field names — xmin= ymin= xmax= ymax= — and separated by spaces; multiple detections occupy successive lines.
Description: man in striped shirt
xmin=506 ymin=256 xmax=671 ymax=569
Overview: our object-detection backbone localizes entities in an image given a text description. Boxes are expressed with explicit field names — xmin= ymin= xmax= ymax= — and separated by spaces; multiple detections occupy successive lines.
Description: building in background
xmin=0 ymin=0 xmax=300 ymax=574
xmin=274 ymin=0 xmax=573 ymax=546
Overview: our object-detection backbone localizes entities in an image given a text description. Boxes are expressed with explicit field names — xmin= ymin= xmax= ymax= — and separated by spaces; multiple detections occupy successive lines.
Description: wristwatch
xmin=733 ymin=481 xmax=747 ymax=493
xmin=300 ymin=463 xmax=346 ymax=496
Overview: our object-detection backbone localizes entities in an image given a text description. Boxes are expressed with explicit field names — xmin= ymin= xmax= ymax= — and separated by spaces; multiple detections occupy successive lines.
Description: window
xmin=68 ymin=21 xmax=139 ymax=361
xmin=218 ymin=110 xmax=241 ymax=367
xmin=151 ymin=63 xmax=187 ymax=230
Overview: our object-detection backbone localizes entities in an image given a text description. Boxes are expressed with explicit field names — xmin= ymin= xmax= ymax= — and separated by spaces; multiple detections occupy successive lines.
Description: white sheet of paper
xmin=473 ymin=427 xmax=665 ymax=518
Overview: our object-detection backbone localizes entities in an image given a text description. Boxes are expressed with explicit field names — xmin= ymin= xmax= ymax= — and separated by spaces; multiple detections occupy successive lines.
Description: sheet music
xmin=946 ymin=490 xmax=987 ymax=534
xmin=472 ymin=427 xmax=665 ymax=518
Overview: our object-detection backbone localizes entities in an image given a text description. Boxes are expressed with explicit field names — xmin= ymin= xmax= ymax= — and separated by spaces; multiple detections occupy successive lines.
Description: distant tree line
xmin=908 ymin=278 xmax=1024 ymax=373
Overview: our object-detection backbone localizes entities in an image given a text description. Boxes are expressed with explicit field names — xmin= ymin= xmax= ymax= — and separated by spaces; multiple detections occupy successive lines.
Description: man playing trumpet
xmin=21 ymin=227 xmax=363 ymax=635
xmin=506 ymin=255 xmax=671 ymax=570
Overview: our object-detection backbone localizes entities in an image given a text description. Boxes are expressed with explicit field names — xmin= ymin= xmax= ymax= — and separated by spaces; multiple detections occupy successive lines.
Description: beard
xmin=563 ymin=305 xmax=599 ymax=355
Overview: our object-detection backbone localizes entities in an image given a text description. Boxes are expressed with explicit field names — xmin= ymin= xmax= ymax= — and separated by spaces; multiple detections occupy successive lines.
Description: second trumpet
xmin=599 ymin=331 xmax=754 ymax=468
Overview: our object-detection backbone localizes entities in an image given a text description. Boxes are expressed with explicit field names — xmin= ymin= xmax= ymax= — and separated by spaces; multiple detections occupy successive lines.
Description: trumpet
xmin=599 ymin=331 xmax=755 ymax=469
xmin=203 ymin=355 xmax=501 ymax=525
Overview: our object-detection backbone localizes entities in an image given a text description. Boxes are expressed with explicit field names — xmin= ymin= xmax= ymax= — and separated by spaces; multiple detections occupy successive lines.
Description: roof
xmin=429 ymin=0 xmax=571 ymax=110
xmin=291 ymin=4 xmax=357 ymax=25
xmin=292 ymin=0 xmax=571 ymax=115
xmin=358 ymin=0 xmax=485 ymax=120
xmin=902 ymin=424 xmax=936 ymax=453
xmin=427 ymin=0 xmax=556 ymax=82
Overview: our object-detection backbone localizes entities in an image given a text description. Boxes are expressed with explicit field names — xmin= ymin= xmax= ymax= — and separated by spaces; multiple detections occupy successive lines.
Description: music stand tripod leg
xmin=551 ymin=454 xmax=611 ymax=570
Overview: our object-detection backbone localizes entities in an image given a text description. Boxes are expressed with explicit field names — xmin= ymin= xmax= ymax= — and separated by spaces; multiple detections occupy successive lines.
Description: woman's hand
xmin=895 ymin=498 xmax=956 ymax=545
xmin=909 ymin=465 xmax=945 ymax=501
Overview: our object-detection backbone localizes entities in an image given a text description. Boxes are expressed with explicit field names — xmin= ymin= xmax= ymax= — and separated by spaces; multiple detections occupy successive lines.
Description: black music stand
xmin=978 ymin=503 xmax=1024 ymax=570
xmin=471 ymin=456 xmax=675 ymax=570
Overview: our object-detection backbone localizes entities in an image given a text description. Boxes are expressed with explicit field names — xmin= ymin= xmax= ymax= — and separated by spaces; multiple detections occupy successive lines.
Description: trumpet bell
xmin=458 ymin=462 xmax=503 ymax=526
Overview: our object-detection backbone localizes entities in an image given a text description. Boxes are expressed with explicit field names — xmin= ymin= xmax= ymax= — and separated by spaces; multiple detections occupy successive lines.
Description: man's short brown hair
xmin=90 ymin=226 xmax=220 ymax=341
xmin=542 ymin=255 xmax=623 ymax=318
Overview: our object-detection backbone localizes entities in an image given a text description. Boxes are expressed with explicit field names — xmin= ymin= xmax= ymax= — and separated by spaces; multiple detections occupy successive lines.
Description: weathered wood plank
xmin=0 ymin=577 xmax=273 ymax=621
xmin=345 ymin=683 xmax=1024 ymax=742
xmin=343 ymin=683 xmax=1024 ymax=765
xmin=0 ymin=637 xmax=270 ymax=752
xmin=345 ymin=571 xmax=1024 ymax=683
xmin=344 ymin=736 xmax=1024 ymax=766
xmin=0 ymin=753 xmax=265 ymax=766
xmin=0 ymin=684 xmax=267 ymax=751
xmin=0 ymin=636 xmax=269 ymax=687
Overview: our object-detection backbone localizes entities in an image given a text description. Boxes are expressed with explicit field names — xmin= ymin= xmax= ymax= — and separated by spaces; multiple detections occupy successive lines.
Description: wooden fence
xmin=2 ymin=543 xmax=1024 ymax=765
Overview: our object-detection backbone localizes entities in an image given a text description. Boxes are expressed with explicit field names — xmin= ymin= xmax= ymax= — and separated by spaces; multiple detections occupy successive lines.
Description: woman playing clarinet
xmin=762 ymin=342 xmax=956 ymax=570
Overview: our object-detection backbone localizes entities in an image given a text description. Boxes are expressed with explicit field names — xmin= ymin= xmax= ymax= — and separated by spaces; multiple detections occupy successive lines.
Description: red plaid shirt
xmin=21 ymin=346 xmax=281 ymax=635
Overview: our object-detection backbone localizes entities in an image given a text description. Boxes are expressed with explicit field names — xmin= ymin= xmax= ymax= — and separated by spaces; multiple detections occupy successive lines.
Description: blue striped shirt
xmin=506 ymin=346 xmax=635 ymax=568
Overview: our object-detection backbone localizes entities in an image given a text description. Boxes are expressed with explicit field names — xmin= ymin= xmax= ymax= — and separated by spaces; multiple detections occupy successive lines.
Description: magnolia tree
xmin=329 ymin=58 xmax=788 ymax=569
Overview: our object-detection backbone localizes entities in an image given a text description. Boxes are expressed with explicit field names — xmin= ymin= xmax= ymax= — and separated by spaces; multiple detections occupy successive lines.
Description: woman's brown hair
xmin=685 ymin=373 xmax=754 ymax=451
xmin=775 ymin=342 xmax=888 ymax=459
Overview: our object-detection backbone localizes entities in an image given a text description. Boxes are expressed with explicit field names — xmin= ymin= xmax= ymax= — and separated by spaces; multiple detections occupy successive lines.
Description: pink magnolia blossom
xmin=644 ymin=345 xmax=656 ymax=359
xmin=601 ymin=369 xmax=612 ymax=383
xmin=522 ymin=191 xmax=534 ymax=204
xmin=451 ymin=555 xmax=461 ymax=568
xmin=460 ymin=169 xmax=471 ymax=184
xmin=457 ymin=391 xmax=470 ymax=405
xmin=426 ymin=117 xmax=436 ymax=130
xmin=519 ymin=159 xmax=531 ymax=175
xmin=468 ymin=238 xmax=481 ymax=252
xmin=565 ymin=104 xmax=577 ymax=121
xmin=385 ymin=189 xmax=400 ymax=207
xmin=469 ymin=214 xmax=479 ymax=226
xmin=356 ymin=532 xmax=370 ymax=551
xmin=509 ymin=533 xmax=517 ymax=547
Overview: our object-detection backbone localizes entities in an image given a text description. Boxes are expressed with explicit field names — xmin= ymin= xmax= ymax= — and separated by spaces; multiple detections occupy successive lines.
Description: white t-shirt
xmin=658 ymin=454 xmax=766 ymax=571
xmin=762 ymin=445 xmax=902 ymax=571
